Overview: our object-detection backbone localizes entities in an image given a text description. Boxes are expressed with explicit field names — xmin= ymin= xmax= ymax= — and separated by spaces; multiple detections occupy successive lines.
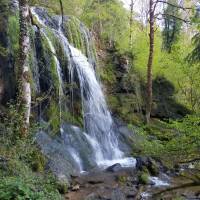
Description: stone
xmin=106 ymin=163 xmax=122 ymax=173
xmin=136 ymin=156 xmax=159 ymax=176
xmin=111 ymin=189 xmax=126 ymax=200
xmin=85 ymin=193 xmax=104 ymax=200
xmin=36 ymin=131 xmax=75 ymax=185
xmin=71 ymin=184 xmax=80 ymax=191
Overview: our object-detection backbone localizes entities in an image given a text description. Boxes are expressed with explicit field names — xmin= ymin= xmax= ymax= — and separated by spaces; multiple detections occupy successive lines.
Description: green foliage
xmin=138 ymin=171 xmax=149 ymax=185
xmin=187 ymin=8 xmax=200 ymax=63
xmin=29 ymin=0 xmax=87 ymax=17
xmin=133 ymin=115 xmax=200 ymax=164
xmin=81 ymin=0 xmax=129 ymax=51
xmin=0 ymin=176 xmax=62 ymax=200
xmin=187 ymin=32 xmax=200 ymax=64
xmin=0 ymin=105 xmax=62 ymax=200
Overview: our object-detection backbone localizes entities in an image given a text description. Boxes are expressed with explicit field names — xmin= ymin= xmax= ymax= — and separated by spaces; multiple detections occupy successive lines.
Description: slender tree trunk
xmin=59 ymin=0 xmax=64 ymax=27
xmin=97 ymin=0 xmax=102 ymax=36
xmin=129 ymin=0 xmax=134 ymax=49
xmin=19 ymin=0 xmax=31 ymax=136
xmin=146 ymin=0 xmax=155 ymax=124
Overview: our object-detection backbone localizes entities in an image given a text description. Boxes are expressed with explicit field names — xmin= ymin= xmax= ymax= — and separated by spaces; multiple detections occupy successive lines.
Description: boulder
xmin=106 ymin=163 xmax=122 ymax=173
xmin=136 ymin=156 xmax=159 ymax=176
xmin=36 ymin=131 xmax=77 ymax=185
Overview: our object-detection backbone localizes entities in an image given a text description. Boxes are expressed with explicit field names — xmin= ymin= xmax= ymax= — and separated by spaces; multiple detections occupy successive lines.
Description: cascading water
xmin=32 ymin=7 xmax=136 ymax=171
xmin=67 ymin=44 xmax=124 ymax=162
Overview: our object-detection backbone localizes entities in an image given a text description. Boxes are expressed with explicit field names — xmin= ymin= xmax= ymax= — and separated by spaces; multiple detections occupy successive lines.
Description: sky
xmin=120 ymin=0 xmax=147 ymax=11
xmin=119 ymin=0 xmax=198 ymax=26
xmin=120 ymin=0 xmax=150 ymax=25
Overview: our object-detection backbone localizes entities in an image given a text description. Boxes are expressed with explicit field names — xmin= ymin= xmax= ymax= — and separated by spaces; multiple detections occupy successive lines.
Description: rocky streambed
xmin=65 ymin=160 xmax=200 ymax=200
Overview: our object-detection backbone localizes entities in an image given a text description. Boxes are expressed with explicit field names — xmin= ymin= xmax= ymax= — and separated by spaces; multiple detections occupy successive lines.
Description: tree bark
xmin=146 ymin=0 xmax=155 ymax=124
xmin=59 ymin=0 xmax=64 ymax=27
xmin=19 ymin=0 xmax=31 ymax=136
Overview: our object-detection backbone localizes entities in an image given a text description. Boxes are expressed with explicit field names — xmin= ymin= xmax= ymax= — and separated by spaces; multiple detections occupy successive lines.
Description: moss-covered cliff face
xmin=0 ymin=0 xmax=17 ymax=105
xmin=0 ymin=4 xmax=98 ymax=133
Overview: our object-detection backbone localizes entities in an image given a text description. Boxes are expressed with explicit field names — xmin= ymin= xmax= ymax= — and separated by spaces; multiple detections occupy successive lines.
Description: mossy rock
xmin=148 ymin=159 xmax=159 ymax=176
xmin=30 ymin=150 xmax=47 ymax=172
xmin=138 ymin=171 xmax=149 ymax=185
xmin=136 ymin=156 xmax=160 ymax=176
xmin=117 ymin=175 xmax=127 ymax=185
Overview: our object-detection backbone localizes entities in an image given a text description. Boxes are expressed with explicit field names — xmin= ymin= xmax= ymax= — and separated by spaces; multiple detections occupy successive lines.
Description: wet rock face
xmin=113 ymin=118 xmax=133 ymax=154
xmin=36 ymin=131 xmax=76 ymax=185
xmin=33 ymin=7 xmax=59 ymax=30
xmin=61 ymin=124 xmax=96 ymax=169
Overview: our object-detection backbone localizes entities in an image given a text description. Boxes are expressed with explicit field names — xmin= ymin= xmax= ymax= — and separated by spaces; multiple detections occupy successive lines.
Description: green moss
xmin=8 ymin=15 xmax=19 ymax=54
xmin=0 ymin=45 xmax=8 ymax=57
xmin=64 ymin=17 xmax=85 ymax=52
xmin=41 ymin=31 xmax=60 ymax=94
xmin=47 ymin=100 xmax=60 ymax=135
xmin=117 ymin=175 xmax=127 ymax=185
xmin=29 ymin=27 xmax=38 ymax=98
xmin=63 ymin=16 xmax=97 ymax=58
xmin=62 ymin=110 xmax=83 ymax=127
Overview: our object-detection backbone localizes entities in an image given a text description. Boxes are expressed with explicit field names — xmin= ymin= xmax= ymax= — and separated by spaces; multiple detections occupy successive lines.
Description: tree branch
xmin=156 ymin=13 xmax=190 ymax=23
xmin=157 ymin=0 xmax=192 ymax=11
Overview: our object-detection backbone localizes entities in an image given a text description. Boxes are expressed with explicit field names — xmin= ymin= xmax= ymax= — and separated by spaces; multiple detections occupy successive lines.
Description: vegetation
xmin=0 ymin=0 xmax=200 ymax=199
xmin=0 ymin=105 xmax=62 ymax=199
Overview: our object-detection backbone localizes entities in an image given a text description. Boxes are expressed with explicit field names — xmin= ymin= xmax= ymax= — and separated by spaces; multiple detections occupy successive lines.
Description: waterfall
xmin=32 ymin=8 xmax=136 ymax=171
xmin=67 ymin=44 xmax=124 ymax=162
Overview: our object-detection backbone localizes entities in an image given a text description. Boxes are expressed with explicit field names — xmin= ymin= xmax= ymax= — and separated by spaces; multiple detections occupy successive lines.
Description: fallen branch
xmin=153 ymin=182 xmax=200 ymax=197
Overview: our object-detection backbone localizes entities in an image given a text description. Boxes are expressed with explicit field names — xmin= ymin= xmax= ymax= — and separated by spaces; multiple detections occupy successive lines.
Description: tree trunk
xmin=146 ymin=0 xmax=155 ymax=124
xmin=59 ymin=0 xmax=64 ymax=27
xmin=19 ymin=0 xmax=31 ymax=136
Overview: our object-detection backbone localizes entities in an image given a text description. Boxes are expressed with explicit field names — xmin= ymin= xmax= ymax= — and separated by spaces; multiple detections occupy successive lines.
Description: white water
xmin=32 ymin=8 xmax=136 ymax=171
xmin=68 ymin=147 xmax=84 ymax=172
xmin=149 ymin=176 xmax=170 ymax=187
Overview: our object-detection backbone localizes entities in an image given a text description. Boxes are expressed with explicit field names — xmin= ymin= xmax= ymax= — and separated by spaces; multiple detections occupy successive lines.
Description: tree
xmin=162 ymin=0 xmax=182 ymax=52
xmin=18 ymin=0 xmax=31 ymax=136
xmin=145 ymin=0 xmax=155 ymax=124
xmin=59 ymin=0 xmax=64 ymax=27
xmin=145 ymin=0 xmax=192 ymax=124
xmin=187 ymin=8 xmax=200 ymax=64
